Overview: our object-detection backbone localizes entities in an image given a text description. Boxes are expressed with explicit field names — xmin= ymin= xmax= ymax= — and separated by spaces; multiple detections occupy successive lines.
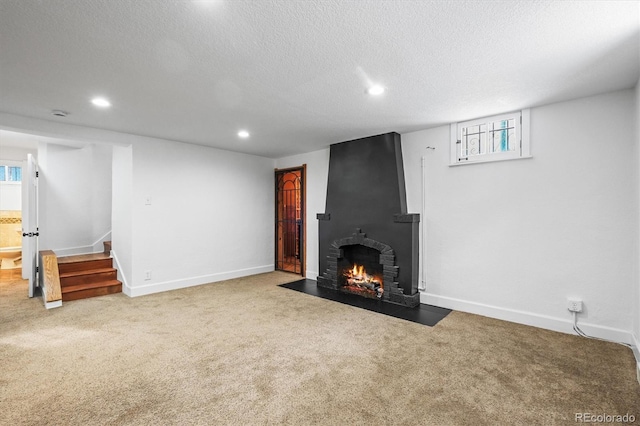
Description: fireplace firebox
xmin=317 ymin=132 xmax=420 ymax=308
xmin=339 ymin=243 xmax=385 ymax=299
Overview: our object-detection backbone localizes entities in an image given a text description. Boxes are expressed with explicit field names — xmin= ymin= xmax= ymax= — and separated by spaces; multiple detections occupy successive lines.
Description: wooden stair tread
xmin=57 ymin=253 xmax=112 ymax=264
xmin=59 ymin=267 xmax=116 ymax=278
xmin=57 ymin=258 xmax=113 ymax=275
xmin=61 ymin=279 xmax=122 ymax=293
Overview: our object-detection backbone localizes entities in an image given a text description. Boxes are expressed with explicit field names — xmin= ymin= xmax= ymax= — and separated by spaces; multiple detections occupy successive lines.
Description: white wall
xmin=0 ymin=184 xmax=21 ymax=210
xmin=91 ymin=144 xmax=113 ymax=243
xmin=112 ymin=145 xmax=133 ymax=292
xmin=402 ymin=89 xmax=637 ymax=343
xmin=38 ymin=143 xmax=112 ymax=254
xmin=0 ymin=146 xmax=36 ymax=161
xmin=275 ymin=148 xmax=330 ymax=279
xmin=128 ymin=138 xmax=275 ymax=296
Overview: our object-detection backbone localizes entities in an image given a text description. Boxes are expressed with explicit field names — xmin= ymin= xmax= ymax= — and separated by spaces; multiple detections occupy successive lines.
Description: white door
xmin=21 ymin=153 xmax=38 ymax=297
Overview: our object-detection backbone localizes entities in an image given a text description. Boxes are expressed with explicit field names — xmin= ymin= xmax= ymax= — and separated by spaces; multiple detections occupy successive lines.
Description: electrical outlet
xmin=567 ymin=298 xmax=583 ymax=313
xmin=144 ymin=270 xmax=152 ymax=281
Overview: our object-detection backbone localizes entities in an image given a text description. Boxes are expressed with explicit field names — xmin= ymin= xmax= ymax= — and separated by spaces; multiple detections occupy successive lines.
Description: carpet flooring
xmin=1 ymin=271 xmax=639 ymax=425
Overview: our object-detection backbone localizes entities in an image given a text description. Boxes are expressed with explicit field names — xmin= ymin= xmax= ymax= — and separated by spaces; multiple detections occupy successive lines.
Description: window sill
xmin=449 ymin=155 xmax=533 ymax=167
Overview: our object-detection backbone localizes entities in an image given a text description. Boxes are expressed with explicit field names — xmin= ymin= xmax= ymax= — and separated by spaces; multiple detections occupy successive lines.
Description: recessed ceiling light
xmin=91 ymin=97 xmax=111 ymax=108
xmin=238 ymin=130 xmax=250 ymax=139
xmin=367 ymin=85 xmax=385 ymax=96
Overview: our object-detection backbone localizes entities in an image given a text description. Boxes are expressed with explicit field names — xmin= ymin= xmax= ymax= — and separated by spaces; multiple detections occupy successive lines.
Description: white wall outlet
xmin=144 ymin=270 xmax=152 ymax=280
xmin=567 ymin=298 xmax=583 ymax=313
xmin=144 ymin=196 xmax=152 ymax=205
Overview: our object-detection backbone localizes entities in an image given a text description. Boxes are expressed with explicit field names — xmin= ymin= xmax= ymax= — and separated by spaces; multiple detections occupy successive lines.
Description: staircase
xmin=57 ymin=242 xmax=122 ymax=301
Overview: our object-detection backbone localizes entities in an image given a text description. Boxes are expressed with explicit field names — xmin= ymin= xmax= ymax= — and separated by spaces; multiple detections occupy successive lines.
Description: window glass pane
xmin=465 ymin=125 xmax=483 ymax=135
xmin=0 ymin=166 xmax=5 ymax=181
xmin=461 ymin=124 xmax=486 ymax=157
xmin=488 ymin=119 xmax=516 ymax=153
xmin=8 ymin=166 xmax=22 ymax=181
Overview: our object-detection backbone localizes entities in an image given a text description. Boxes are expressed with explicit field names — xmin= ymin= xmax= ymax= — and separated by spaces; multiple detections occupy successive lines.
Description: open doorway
xmin=0 ymin=130 xmax=37 ymax=292
xmin=0 ymin=160 xmax=25 ymax=281
xmin=275 ymin=165 xmax=305 ymax=276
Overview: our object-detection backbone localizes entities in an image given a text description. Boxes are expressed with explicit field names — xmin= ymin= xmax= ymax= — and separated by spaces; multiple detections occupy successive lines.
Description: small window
xmin=0 ymin=165 xmax=22 ymax=182
xmin=450 ymin=109 xmax=530 ymax=165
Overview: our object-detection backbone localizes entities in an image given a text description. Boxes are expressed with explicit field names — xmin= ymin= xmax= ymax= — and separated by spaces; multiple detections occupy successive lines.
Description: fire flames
xmin=343 ymin=264 xmax=383 ymax=298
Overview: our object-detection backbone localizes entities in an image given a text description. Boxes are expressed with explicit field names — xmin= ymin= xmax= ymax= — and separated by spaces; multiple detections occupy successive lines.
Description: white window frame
xmin=450 ymin=109 xmax=530 ymax=166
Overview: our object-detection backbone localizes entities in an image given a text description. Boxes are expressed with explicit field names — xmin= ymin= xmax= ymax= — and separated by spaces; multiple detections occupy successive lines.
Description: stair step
xmin=60 ymin=268 xmax=117 ymax=287
xmin=61 ymin=280 xmax=122 ymax=302
xmin=58 ymin=252 xmax=111 ymax=263
xmin=61 ymin=279 xmax=122 ymax=293
xmin=58 ymin=257 xmax=113 ymax=274
xmin=55 ymin=251 xmax=121 ymax=301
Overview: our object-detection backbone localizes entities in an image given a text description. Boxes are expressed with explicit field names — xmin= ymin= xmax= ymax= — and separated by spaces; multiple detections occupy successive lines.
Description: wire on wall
xmin=572 ymin=311 xmax=633 ymax=349
xmin=420 ymin=147 xmax=436 ymax=292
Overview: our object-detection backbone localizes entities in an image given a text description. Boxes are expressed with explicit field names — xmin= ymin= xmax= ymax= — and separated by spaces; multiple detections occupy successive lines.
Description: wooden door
xmin=275 ymin=166 xmax=305 ymax=276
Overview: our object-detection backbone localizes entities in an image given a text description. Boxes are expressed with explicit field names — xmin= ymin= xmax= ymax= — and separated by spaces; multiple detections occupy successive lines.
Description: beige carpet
xmin=1 ymin=272 xmax=638 ymax=425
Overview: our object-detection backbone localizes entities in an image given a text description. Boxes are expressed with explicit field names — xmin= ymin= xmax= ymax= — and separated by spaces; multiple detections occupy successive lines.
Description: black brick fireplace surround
xmin=317 ymin=132 xmax=421 ymax=307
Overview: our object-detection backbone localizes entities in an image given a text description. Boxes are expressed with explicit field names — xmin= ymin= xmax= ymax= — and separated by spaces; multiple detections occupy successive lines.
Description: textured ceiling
xmin=1 ymin=0 xmax=638 ymax=158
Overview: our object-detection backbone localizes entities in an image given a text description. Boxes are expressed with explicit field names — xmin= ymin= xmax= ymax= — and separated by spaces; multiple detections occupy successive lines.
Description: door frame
xmin=274 ymin=165 xmax=306 ymax=277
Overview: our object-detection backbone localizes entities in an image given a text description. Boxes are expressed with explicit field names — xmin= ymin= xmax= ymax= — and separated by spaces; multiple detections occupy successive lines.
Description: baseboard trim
xmin=127 ymin=265 xmax=275 ymax=297
xmin=44 ymin=299 xmax=62 ymax=309
xmin=306 ymin=270 xmax=318 ymax=280
xmin=632 ymin=334 xmax=640 ymax=385
xmin=420 ymin=292 xmax=635 ymax=345
xmin=633 ymin=334 xmax=640 ymax=361
xmin=110 ymin=250 xmax=131 ymax=296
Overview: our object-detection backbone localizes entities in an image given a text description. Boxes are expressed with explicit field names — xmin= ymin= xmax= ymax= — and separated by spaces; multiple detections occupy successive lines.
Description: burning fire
xmin=343 ymin=264 xmax=383 ymax=298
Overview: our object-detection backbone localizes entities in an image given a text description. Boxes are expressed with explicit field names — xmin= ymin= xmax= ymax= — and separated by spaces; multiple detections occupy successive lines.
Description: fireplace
xmin=340 ymin=243 xmax=385 ymax=299
xmin=317 ymin=132 xmax=420 ymax=307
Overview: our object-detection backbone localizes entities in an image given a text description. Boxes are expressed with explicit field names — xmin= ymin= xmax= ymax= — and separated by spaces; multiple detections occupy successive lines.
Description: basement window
xmin=450 ymin=109 xmax=530 ymax=165
xmin=0 ymin=165 xmax=22 ymax=182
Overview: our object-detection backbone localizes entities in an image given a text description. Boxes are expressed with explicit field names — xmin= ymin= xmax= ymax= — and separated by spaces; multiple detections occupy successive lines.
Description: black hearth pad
xmin=279 ymin=279 xmax=451 ymax=327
